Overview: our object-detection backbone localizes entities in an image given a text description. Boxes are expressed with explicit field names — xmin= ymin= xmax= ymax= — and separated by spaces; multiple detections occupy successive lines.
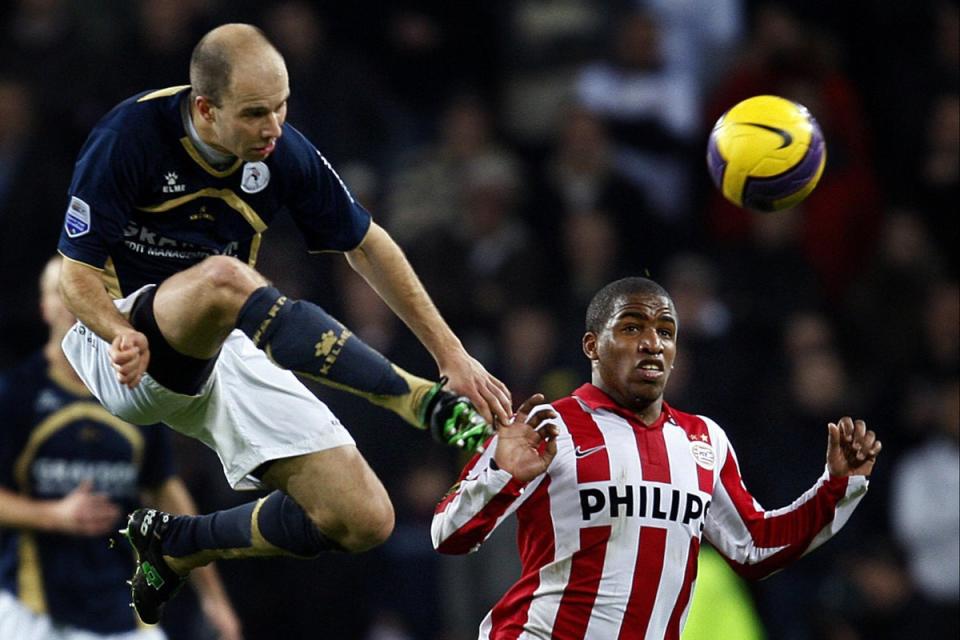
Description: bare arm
xmin=346 ymin=221 xmax=511 ymax=423
xmin=59 ymin=257 xmax=150 ymax=388
xmin=145 ymin=477 xmax=243 ymax=640
xmin=0 ymin=481 xmax=120 ymax=536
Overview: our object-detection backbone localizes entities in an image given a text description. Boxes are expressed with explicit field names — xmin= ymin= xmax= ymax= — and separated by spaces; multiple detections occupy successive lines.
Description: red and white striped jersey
xmin=432 ymin=384 xmax=869 ymax=640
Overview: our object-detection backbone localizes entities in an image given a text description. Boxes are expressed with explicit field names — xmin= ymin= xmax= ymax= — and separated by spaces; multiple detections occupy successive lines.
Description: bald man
xmin=56 ymin=23 xmax=511 ymax=625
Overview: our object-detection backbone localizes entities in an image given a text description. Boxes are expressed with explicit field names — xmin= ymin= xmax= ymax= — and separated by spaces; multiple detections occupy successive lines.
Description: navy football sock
xmin=235 ymin=286 xmax=433 ymax=427
xmin=161 ymin=492 xmax=340 ymax=569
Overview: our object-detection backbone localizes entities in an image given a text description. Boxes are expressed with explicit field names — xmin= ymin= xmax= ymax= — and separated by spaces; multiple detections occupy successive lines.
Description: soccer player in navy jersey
xmin=55 ymin=23 xmax=511 ymax=624
xmin=432 ymin=276 xmax=882 ymax=639
xmin=0 ymin=256 xmax=241 ymax=640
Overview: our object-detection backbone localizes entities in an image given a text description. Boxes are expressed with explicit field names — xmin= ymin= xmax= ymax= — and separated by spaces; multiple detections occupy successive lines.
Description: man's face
xmin=205 ymin=57 xmax=289 ymax=162
xmin=584 ymin=292 xmax=677 ymax=414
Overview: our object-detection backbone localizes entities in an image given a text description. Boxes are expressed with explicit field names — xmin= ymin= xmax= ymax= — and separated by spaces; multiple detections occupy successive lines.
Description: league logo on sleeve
xmin=64 ymin=196 xmax=91 ymax=238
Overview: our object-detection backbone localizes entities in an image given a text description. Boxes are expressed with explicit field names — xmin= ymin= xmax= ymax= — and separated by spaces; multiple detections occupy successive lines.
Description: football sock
xmin=235 ymin=285 xmax=432 ymax=427
xmin=160 ymin=492 xmax=340 ymax=572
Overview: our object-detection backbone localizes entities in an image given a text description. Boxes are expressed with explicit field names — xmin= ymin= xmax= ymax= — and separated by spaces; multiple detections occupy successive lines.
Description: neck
xmin=44 ymin=334 xmax=84 ymax=387
xmin=633 ymin=398 xmax=663 ymax=426
xmin=185 ymin=97 xmax=234 ymax=165
xmin=592 ymin=378 xmax=663 ymax=425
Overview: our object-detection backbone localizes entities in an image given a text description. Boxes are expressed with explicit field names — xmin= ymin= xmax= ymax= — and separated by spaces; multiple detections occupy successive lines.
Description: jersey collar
xmin=572 ymin=383 xmax=673 ymax=430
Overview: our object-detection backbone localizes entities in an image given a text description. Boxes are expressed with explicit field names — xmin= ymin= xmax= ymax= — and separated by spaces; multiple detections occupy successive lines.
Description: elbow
xmin=430 ymin=519 xmax=452 ymax=553
xmin=430 ymin=519 xmax=475 ymax=555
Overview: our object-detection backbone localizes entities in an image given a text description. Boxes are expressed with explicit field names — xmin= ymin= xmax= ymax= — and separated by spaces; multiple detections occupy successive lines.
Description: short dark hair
xmin=189 ymin=36 xmax=233 ymax=106
xmin=585 ymin=277 xmax=673 ymax=333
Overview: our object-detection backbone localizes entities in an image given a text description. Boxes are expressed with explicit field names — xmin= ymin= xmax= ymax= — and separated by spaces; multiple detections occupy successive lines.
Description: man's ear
xmin=583 ymin=332 xmax=598 ymax=361
xmin=195 ymin=95 xmax=216 ymax=122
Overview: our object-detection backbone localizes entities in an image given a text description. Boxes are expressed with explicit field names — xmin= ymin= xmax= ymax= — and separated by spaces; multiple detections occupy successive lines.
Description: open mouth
xmin=254 ymin=141 xmax=276 ymax=156
xmin=636 ymin=361 xmax=664 ymax=381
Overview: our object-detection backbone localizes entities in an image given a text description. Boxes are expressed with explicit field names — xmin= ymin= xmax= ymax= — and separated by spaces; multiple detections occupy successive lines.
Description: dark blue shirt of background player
xmin=0 ymin=352 xmax=175 ymax=634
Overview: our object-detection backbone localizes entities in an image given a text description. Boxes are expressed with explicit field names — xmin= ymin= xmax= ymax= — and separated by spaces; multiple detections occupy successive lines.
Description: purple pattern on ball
xmin=742 ymin=121 xmax=825 ymax=211
xmin=706 ymin=129 xmax=727 ymax=190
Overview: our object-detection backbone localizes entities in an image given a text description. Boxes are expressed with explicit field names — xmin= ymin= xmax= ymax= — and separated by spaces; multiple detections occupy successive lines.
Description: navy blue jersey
xmin=0 ymin=353 xmax=175 ymax=633
xmin=57 ymin=85 xmax=372 ymax=296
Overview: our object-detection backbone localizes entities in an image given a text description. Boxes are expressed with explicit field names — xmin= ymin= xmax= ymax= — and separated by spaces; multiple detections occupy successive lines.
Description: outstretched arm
xmin=432 ymin=395 xmax=556 ymax=553
xmin=346 ymin=221 xmax=511 ymax=423
xmin=704 ymin=417 xmax=880 ymax=581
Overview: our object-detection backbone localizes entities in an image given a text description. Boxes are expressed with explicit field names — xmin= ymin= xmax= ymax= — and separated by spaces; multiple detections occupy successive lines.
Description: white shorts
xmin=0 ymin=591 xmax=166 ymax=640
xmin=61 ymin=285 xmax=355 ymax=490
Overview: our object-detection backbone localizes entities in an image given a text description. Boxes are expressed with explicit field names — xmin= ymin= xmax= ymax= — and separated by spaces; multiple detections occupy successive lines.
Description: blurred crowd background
xmin=0 ymin=1 xmax=957 ymax=639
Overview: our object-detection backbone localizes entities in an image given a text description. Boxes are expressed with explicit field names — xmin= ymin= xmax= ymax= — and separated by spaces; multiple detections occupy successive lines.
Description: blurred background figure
xmin=0 ymin=76 xmax=73 ymax=368
xmin=682 ymin=545 xmax=765 ymax=640
xmin=0 ymin=257 xmax=241 ymax=640
xmin=890 ymin=377 xmax=960 ymax=637
xmin=574 ymin=8 xmax=702 ymax=223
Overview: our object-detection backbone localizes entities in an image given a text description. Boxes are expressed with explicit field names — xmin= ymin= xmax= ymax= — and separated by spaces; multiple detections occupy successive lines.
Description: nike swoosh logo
xmin=743 ymin=122 xmax=793 ymax=149
xmin=574 ymin=445 xmax=606 ymax=459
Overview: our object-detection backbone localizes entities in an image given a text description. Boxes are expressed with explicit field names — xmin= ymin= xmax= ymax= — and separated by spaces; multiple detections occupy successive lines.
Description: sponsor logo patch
xmin=241 ymin=161 xmax=270 ymax=193
xmin=689 ymin=441 xmax=716 ymax=470
xmin=64 ymin=196 xmax=91 ymax=237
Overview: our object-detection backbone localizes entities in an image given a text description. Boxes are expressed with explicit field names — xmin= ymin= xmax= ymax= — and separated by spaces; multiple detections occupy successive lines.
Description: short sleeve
xmin=57 ymin=127 xmax=142 ymax=269
xmin=280 ymin=128 xmax=372 ymax=252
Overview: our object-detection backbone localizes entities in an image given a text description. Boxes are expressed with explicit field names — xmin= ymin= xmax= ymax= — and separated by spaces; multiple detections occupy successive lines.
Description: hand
xmin=493 ymin=394 xmax=559 ymax=482
xmin=827 ymin=416 xmax=882 ymax=478
xmin=441 ymin=353 xmax=512 ymax=425
xmin=200 ymin=593 xmax=244 ymax=640
xmin=51 ymin=480 xmax=121 ymax=536
xmin=109 ymin=330 xmax=150 ymax=389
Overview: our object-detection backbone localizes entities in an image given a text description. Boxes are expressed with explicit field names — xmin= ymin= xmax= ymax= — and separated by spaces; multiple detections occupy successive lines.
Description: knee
xmin=198 ymin=256 xmax=260 ymax=292
xmin=196 ymin=256 xmax=267 ymax=308
xmin=336 ymin=497 xmax=395 ymax=553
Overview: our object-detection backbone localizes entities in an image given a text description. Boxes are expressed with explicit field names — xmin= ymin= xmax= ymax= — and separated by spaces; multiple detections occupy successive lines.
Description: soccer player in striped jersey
xmin=55 ymin=23 xmax=509 ymax=625
xmin=432 ymin=276 xmax=882 ymax=639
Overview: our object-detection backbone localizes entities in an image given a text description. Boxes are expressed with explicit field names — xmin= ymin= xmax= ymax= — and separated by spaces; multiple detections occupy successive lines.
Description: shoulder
xmin=0 ymin=353 xmax=46 ymax=400
xmin=666 ymin=405 xmax=732 ymax=447
xmin=87 ymin=87 xmax=187 ymax=151
xmin=273 ymin=123 xmax=320 ymax=164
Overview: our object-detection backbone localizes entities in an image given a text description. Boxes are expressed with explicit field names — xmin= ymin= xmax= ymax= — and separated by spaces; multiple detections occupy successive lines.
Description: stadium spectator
xmin=385 ymin=92 xmax=522 ymax=246
xmin=54 ymin=23 xmax=509 ymax=626
xmin=432 ymin=276 xmax=881 ymax=638
xmin=574 ymin=9 xmax=702 ymax=222
xmin=890 ymin=377 xmax=960 ymax=636
xmin=0 ymin=75 xmax=74 ymax=367
xmin=262 ymin=0 xmax=405 ymax=168
xmin=529 ymin=106 xmax=679 ymax=275
xmin=0 ymin=256 xmax=241 ymax=640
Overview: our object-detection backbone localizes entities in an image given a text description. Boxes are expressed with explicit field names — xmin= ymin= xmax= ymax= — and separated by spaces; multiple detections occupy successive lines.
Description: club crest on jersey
xmin=241 ymin=162 xmax=270 ymax=193
xmin=64 ymin=196 xmax=91 ymax=237
xmin=689 ymin=441 xmax=716 ymax=470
